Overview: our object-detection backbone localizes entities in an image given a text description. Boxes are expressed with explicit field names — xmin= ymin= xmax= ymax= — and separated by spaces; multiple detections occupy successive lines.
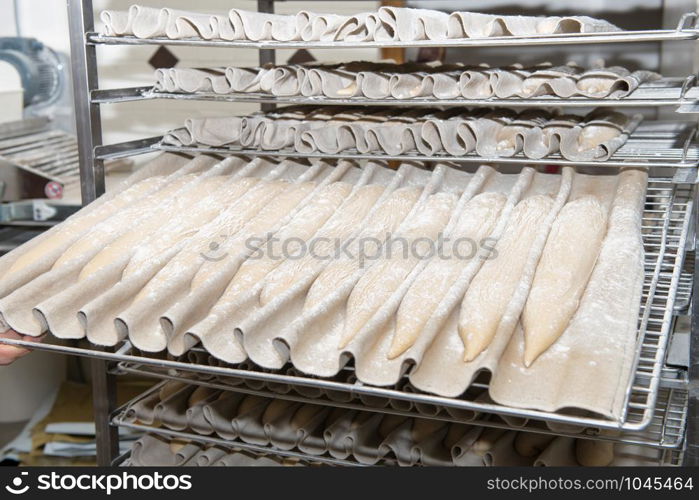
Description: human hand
xmin=0 ymin=330 xmax=43 ymax=365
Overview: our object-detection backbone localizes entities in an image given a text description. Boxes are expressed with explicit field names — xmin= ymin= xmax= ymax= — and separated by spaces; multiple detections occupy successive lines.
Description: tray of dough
xmin=90 ymin=5 xmax=699 ymax=48
xmin=111 ymin=380 xmax=685 ymax=467
xmin=155 ymin=112 xmax=699 ymax=169
xmin=0 ymin=153 xmax=691 ymax=434
xmin=113 ymin=362 xmax=688 ymax=450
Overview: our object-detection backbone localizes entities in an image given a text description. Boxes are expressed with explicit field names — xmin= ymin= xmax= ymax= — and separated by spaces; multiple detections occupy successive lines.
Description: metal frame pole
xmin=67 ymin=0 xmax=119 ymax=466
xmin=257 ymin=0 xmax=275 ymax=112
xmin=687 ymin=191 xmax=699 ymax=465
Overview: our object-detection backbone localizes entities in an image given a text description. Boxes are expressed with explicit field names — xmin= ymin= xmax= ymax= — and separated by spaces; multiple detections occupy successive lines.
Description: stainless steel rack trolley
xmin=0 ymin=0 xmax=696 ymax=466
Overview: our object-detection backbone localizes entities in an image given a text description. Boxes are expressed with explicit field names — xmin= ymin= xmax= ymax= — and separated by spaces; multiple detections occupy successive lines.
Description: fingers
xmin=0 ymin=329 xmax=41 ymax=365
xmin=0 ymin=344 xmax=30 ymax=365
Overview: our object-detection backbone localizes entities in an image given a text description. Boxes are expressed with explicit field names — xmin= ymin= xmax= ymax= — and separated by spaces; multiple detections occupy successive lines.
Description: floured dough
xmin=379 ymin=414 xmax=410 ymax=438
xmin=411 ymin=419 xmax=446 ymax=442
xmin=262 ymin=399 xmax=296 ymax=423
xmin=129 ymin=179 xmax=293 ymax=302
xmin=522 ymin=196 xmax=607 ymax=366
xmin=471 ymin=428 xmax=506 ymax=456
xmin=304 ymin=186 xmax=421 ymax=312
xmin=53 ymin=175 xmax=232 ymax=272
xmin=339 ymin=192 xmax=457 ymax=348
xmin=188 ymin=181 xmax=317 ymax=290
xmin=218 ymin=182 xmax=352 ymax=304
xmin=258 ymin=184 xmax=385 ymax=306
xmin=389 ymin=191 xmax=507 ymax=358
xmin=514 ymin=431 xmax=555 ymax=457
xmin=291 ymin=404 xmax=325 ymax=429
xmin=577 ymin=125 xmax=620 ymax=151
xmin=459 ymin=195 xmax=553 ymax=361
xmin=6 ymin=176 xmax=166 ymax=276
xmin=80 ymin=177 xmax=259 ymax=280
xmin=237 ymin=395 xmax=268 ymax=415
xmin=122 ymin=176 xmax=259 ymax=279
xmin=188 ymin=386 xmax=215 ymax=405
xmin=575 ymin=440 xmax=614 ymax=466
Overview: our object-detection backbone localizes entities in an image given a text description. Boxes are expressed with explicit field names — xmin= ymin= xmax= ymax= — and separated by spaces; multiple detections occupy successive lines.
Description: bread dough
xmin=389 ymin=191 xmax=506 ymax=359
xmin=304 ymin=186 xmax=421 ymax=312
xmin=471 ymin=428 xmax=506 ymax=456
xmin=340 ymin=192 xmax=457 ymax=349
xmin=51 ymin=175 xmax=229 ymax=274
xmin=258 ymin=184 xmax=385 ymax=306
xmin=577 ymin=125 xmax=620 ymax=151
xmin=218 ymin=182 xmax=352 ymax=305
xmin=6 ymin=176 xmax=166 ymax=276
xmin=575 ymin=439 xmax=614 ymax=466
xmin=459 ymin=195 xmax=553 ymax=361
xmin=379 ymin=415 xmax=410 ymax=438
xmin=122 ymin=176 xmax=262 ymax=279
xmin=188 ymin=181 xmax=317 ymax=290
xmin=514 ymin=431 xmax=555 ymax=457
xmin=411 ymin=419 xmax=447 ymax=443
xmin=128 ymin=179 xmax=294 ymax=306
xmin=290 ymin=404 xmax=325 ymax=429
xmin=522 ymin=195 xmax=607 ymax=366
xmin=80 ymin=176 xmax=259 ymax=280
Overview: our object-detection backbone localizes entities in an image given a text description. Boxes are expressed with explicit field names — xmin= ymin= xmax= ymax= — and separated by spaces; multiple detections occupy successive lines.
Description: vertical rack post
xmin=257 ymin=0 xmax=275 ymax=112
xmin=687 ymin=191 xmax=699 ymax=465
xmin=67 ymin=0 xmax=119 ymax=466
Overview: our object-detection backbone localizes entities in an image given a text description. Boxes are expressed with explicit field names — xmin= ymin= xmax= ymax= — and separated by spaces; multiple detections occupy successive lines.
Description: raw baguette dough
xmin=340 ymin=192 xmax=457 ymax=348
xmin=389 ymin=191 xmax=506 ymax=358
xmin=459 ymin=195 xmax=553 ymax=361
xmin=471 ymin=428 xmax=506 ymax=455
xmin=575 ymin=440 xmax=614 ymax=466
xmin=304 ymin=186 xmax=421 ymax=312
xmin=5 ymin=176 xmax=166 ymax=276
xmin=514 ymin=431 xmax=555 ymax=457
xmin=522 ymin=196 xmax=607 ymax=366
xmin=129 ymin=179 xmax=293 ymax=303
xmin=218 ymin=182 xmax=352 ymax=304
xmin=80 ymin=177 xmax=258 ymax=280
xmin=52 ymin=175 xmax=231 ymax=271
xmin=187 ymin=180 xmax=319 ymax=291
xmin=122 ymin=176 xmax=261 ymax=279
xmin=258 ymin=184 xmax=385 ymax=306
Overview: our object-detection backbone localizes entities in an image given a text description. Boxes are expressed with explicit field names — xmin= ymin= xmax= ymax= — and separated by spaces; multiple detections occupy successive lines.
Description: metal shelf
xmin=110 ymin=383 xmax=376 ymax=467
xmin=1 ymin=180 xmax=692 ymax=435
xmin=155 ymin=121 xmax=699 ymax=169
xmin=86 ymin=12 xmax=699 ymax=49
xmin=1 ymin=181 xmax=691 ymax=436
xmin=116 ymin=424 xmax=371 ymax=466
xmin=113 ymin=362 xmax=689 ymax=450
xmin=90 ymin=122 xmax=699 ymax=170
xmin=110 ymin=381 xmax=686 ymax=467
xmin=674 ymin=251 xmax=694 ymax=313
xmin=90 ymin=76 xmax=699 ymax=112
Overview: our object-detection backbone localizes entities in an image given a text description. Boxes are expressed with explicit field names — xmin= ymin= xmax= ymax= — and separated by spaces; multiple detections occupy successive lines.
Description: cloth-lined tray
xmin=162 ymin=107 xmax=642 ymax=162
xmin=129 ymin=433 xmax=297 ymax=466
xmin=155 ymin=62 xmax=659 ymax=100
xmin=101 ymin=5 xmax=620 ymax=42
xmin=122 ymin=381 xmax=660 ymax=467
xmin=0 ymin=153 xmax=648 ymax=423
